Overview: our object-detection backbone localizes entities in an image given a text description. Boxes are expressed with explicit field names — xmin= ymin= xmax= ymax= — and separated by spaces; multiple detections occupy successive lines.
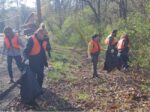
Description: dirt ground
xmin=2 ymin=48 xmax=150 ymax=112
xmin=0 ymin=35 xmax=149 ymax=111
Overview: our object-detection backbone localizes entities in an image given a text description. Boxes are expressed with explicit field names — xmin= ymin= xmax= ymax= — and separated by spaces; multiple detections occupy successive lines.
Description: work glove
xmin=23 ymin=59 xmax=29 ymax=65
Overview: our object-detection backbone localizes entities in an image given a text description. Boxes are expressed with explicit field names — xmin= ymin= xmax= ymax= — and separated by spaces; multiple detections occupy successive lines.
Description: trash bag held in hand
xmin=20 ymin=65 xmax=41 ymax=104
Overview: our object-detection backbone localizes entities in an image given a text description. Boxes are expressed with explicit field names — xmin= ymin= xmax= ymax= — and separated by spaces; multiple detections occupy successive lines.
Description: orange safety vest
xmin=104 ymin=35 xmax=117 ymax=45
xmin=90 ymin=40 xmax=101 ymax=54
xmin=29 ymin=36 xmax=41 ymax=55
xmin=4 ymin=33 xmax=20 ymax=49
xmin=117 ymin=38 xmax=125 ymax=50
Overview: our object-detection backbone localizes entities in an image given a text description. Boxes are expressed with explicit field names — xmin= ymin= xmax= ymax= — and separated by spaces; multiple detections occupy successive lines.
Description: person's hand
xmin=111 ymin=49 xmax=114 ymax=53
xmin=24 ymin=59 xmax=29 ymax=65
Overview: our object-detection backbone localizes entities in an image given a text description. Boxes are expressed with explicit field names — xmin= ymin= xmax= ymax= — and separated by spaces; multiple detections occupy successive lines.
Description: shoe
xmin=123 ymin=67 xmax=128 ymax=71
xmin=27 ymin=101 xmax=38 ymax=106
xmin=92 ymin=74 xmax=99 ymax=78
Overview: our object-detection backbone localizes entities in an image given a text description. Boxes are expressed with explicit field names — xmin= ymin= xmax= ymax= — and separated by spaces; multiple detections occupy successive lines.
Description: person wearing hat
xmin=2 ymin=27 xmax=24 ymax=83
xmin=103 ymin=30 xmax=118 ymax=73
xmin=88 ymin=34 xmax=101 ymax=78
xmin=40 ymin=23 xmax=51 ymax=58
xmin=23 ymin=28 xmax=48 ymax=89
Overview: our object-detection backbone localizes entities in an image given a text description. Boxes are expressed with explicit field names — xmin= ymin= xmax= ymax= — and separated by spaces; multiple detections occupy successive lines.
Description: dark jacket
xmin=23 ymin=35 xmax=47 ymax=67
xmin=43 ymin=36 xmax=51 ymax=58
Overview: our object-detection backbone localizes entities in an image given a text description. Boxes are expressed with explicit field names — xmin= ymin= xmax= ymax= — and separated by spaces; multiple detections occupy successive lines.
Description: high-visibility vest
xmin=117 ymin=38 xmax=125 ymax=50
xmin=4 ymin=33 xmax=20 ymax=49
xmin=89 ymin=40 xmax=101 ymax=54
xmin=104 ymin=35 xmax=117 ymax=45
xmin=29 ymin=36 xmax=41 ymax=55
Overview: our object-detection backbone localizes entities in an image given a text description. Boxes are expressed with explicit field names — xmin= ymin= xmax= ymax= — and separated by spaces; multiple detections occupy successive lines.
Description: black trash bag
xmin=103 ymin=48 xmax=118 ymax=72
xmin=20 ymin=65 xmax=42 ymax=104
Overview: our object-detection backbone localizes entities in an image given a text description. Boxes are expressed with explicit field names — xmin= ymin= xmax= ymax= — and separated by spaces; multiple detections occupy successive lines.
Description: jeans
xmin=7 ymin=56 xmax=23 ymax=79
xmin=91 ymin=53 xmax=99 ymax=77
xmin=29 ymin=62 xmax=45 ymax=88
xmin=117 ymin=52 xmax=129 ymax=70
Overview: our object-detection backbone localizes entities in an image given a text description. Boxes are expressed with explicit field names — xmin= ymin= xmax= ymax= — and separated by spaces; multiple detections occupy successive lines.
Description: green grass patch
xmin=76 ymin=92 xmax=90 ymax=101
xmin=48 ymin=71 xmax=63 ymax=80
xmin=48 ymin=46 xmax=82 ymax=81
xmin=140 ymin=80 xmax=150 ymax=93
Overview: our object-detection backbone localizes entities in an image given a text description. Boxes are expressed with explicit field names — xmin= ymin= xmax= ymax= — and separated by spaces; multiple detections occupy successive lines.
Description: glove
xmin=24 ymin=59 xmax=29 ymax=65
xmin=111 ymin=49 xmax=114 ymax=53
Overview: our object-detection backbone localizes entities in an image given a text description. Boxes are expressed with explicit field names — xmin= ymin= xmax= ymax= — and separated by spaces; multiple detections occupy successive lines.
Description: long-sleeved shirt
xmin=2 ymin=36 xmax=24 ymax=56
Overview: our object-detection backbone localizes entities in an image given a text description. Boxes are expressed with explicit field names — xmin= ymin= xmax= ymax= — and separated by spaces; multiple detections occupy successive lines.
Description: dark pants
xmin=91 ymin=53 xmax=99 ymax=77
xmin=103 ymin=49 xmax=118 ymax=72
xmin=7 ymin=56 xmax=23 ymax=79
xmin=29 ymin=61 xmax=45 ymax=88
xmin=117 ymin=52 xmax=129 ymax=70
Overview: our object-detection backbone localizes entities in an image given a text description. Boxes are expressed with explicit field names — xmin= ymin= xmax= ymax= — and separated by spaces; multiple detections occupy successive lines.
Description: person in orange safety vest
xmin=88 ymin=34 xmax=101 ymax=78
xmin=40 ymin=23 xmax=51 ymax=58
xmin=23 ymin=28 xmax=48 ymax=90
xmin=103 ymin=29 xmax=118 ymax=73
xmin=2 ymin=27 xmax=24 ymax=84
xmin=117 ymin=33 xmax=130 ymax=71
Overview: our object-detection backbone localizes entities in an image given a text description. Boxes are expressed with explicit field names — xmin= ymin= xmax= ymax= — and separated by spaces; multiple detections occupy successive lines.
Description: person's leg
xmin=103 ymin=50 xmax=109 ymax=71
xmin=92 ymin=54 xmax=98 ymax=77
xmin=117 ymin=52 xmax=123 ymax=70
xmin=37 ymin=65 xmax=44 ymax=88
xmin=14 ymin=56 xmax=23 ymax=72
xmin=7 ymin=56 xmax=14 ymax=82
xmin=122 ymin=54 xmax=129 ymax=69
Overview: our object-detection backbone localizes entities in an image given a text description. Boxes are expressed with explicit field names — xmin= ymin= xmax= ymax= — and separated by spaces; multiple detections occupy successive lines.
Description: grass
xmin=140 ymin=80 xmax=150 ymax=93
xmin=47 ymin=45 xmax=82 ymax=81
xmin=76 ymin=92 xmax=90 ymax=101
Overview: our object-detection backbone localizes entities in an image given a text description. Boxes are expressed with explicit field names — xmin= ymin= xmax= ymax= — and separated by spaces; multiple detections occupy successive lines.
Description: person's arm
xmin=45 ymin=38 xmax=51 ymax=58
xmin=87 ymin=42 xmax=92 ymax=58
xmin=1 ymin=40 xmax=7 ymax=56
xmin=18 ymin=37 xmax=25 ymax=48
xmin=23 ymin=37 xmax=33 ymax=59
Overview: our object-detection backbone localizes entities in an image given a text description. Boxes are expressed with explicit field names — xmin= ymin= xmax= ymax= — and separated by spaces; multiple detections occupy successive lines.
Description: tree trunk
xmin=36 ymin=0 xmax=42 ymax=25
xmin=119 ymin=0 xmax=127 ymax=19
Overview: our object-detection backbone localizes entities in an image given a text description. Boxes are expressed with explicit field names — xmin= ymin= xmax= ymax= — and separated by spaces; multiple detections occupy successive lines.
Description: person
xmin=40 ymin=23 xmax=51 ymax=58
xmin=117 ymin=33 xmax=130 ymax=71
xmin=103 ymin=30 xmax=118 ymax=73
xmin=23 ymin=28 xmax=48 ymax=88
xmin=2 ymin=27 xmax=24 ymax=83
xmin=88 ymin=34 xmax=101 ymax=78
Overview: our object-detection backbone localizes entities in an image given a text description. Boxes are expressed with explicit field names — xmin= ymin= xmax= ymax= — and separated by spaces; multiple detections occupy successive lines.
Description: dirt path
xmin=0 ymin=35 xmax=22 ymax=110
xmin=0 ymin=57 xmax=22 ymax=110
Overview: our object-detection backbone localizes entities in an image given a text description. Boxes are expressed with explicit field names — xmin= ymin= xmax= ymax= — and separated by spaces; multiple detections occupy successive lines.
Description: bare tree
xmin=81 ymin=0 xmax=101 ymax=24
xmin=36 ymin=0 xmax=42 ymax=25
xmin=119 ymin=0 xmax=127 ymax=19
